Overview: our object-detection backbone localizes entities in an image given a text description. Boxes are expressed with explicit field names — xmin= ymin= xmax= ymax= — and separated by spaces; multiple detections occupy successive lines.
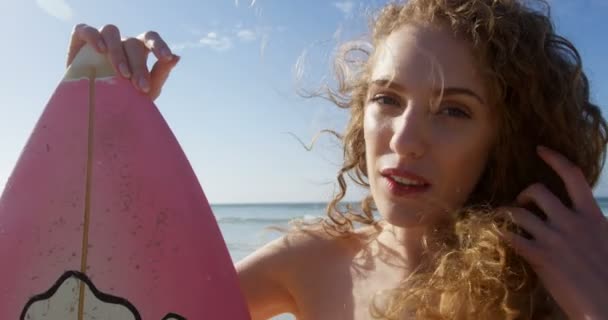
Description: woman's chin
xmin=379 ymin=210 xmax=429 ymax=228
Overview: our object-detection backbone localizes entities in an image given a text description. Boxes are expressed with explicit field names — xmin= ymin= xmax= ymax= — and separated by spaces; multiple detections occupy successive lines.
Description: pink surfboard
xmin=0 ymin=44 xmax=251 ymax=319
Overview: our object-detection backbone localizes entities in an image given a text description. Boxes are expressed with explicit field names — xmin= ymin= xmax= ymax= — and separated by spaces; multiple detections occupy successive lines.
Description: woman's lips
xmin=379 ymin=168 xmax=431 ymax=197
xmin=383 ymin=175 xmax=430 ymax=197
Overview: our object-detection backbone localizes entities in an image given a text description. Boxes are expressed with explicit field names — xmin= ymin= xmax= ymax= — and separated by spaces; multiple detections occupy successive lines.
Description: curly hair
xmin=315 ymin=0 xmax=608 ymax=318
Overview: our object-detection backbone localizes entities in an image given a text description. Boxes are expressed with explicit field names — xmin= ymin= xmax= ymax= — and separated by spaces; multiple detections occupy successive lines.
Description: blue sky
xmin=1 ymin=0 xmax=607 ymax=204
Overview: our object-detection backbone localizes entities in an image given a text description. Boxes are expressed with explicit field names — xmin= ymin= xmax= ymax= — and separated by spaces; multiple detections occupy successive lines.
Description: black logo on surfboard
xmin=20 ymin=270 xmax=185 ymax=320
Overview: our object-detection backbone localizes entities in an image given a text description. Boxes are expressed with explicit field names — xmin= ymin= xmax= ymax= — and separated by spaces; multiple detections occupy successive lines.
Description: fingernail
xmin=97 ymin=40 xmax=107 ymax=52
xmin=161 ymin=48 xmax=172 ymax=60
xmin=119 ymin=63 xmax=131 ymax=78
xmin=537 ymin=145 xmax=548 ymax=154
xmin=139 ymin=77 xmax=150 ymax=93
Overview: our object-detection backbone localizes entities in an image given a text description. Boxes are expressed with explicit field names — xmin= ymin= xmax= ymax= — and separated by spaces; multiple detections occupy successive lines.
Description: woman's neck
xmin=372 ymin=219 xmax=452 ymax=270
xmin=376 ymin=222 xmax=426 ymax=266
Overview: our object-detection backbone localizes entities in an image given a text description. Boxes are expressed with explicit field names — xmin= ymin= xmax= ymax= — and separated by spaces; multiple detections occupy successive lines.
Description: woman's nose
xmin=389 ymin=105 xmax=427 ymax=160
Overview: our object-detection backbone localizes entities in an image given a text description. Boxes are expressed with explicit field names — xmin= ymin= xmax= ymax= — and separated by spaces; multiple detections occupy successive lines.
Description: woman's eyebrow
xmin=370 ymin=79 xmax=485 ymax=105
xmin=434 ymin=88 xmax=485 ymax=105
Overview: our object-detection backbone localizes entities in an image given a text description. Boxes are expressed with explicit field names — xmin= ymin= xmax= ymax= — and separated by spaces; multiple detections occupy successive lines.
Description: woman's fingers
xmin=122 ymin=37 xmax=151 ymax=93
xmin=138 ymin=30 xmax=178 ymax=99
xmin=500 ymin=229 xmax=546 ymax=267
xmin=502 ymin=206 xmax=553 ymax=239
xmin=149 ymin=55 xmax=180 ymax=100
xmin=138 ymin=31 xmax=174 ymax=63
xmin=516 ymin=183 xmax=570 ymax=229
xmin=67 ymin=23 xmax=106 ymax=67
xmin=537 ymin=146 xmax=603 ymax=218
xmin=66 ymin=24 xmax=177 ymax=99
xmin=99 ymin=24 xmax=131 ymax=79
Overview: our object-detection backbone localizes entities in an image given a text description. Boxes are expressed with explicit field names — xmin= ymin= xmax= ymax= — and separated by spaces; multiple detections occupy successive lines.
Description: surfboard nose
xmin=64 ymin=43 xmax=116 ymax=81
xmin=0 ymin=42 xmax=251 ymax=319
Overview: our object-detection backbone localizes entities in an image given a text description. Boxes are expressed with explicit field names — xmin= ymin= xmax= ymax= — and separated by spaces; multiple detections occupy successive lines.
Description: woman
xmin=67 ymin=0 xmax=608 ymax=318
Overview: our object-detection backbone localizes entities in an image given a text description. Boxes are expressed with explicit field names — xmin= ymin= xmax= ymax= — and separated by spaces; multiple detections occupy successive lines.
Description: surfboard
xmin=0 ymin=44 xmax=251 ymax=319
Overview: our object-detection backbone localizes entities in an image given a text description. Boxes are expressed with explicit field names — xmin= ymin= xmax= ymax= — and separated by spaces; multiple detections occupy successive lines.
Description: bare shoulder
xmin=235 ymin=223 xmax=368 ymax=319
xmin=276 ymin=222 xmax=376 ymax=260
xmin=237 ymin=224 xmax=356 ymax=274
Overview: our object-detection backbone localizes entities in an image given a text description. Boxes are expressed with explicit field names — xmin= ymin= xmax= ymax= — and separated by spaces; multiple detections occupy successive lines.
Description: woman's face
xmin=364 ymin=23 xmax=497 ymax=227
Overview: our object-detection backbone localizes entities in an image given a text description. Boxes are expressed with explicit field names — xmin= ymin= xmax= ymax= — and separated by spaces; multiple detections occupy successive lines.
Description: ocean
xmin=212 ymin=198 xmax=608 ymax=320
xmin=213 ymin=202 xmax=329 ymax=263
xmin=213 ymin=202 xmax=331 ymax=320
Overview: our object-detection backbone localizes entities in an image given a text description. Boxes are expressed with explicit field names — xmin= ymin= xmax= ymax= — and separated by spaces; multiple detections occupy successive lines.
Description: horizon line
xmin=211 ymin=196 xmax=608 ymax=206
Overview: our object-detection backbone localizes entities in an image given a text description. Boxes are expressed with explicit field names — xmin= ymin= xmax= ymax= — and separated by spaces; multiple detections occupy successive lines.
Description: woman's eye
xmin=371 ymin=95 xmax=400 ymax=107
xmin=440 ymin=106 xmax=471 ymax=119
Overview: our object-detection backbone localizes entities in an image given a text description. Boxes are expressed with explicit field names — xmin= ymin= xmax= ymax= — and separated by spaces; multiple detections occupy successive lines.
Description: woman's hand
xmin=500 ymin=146 xmax=608 ymax=320
xmin=66 ymin=23 xmax=180 ymax=101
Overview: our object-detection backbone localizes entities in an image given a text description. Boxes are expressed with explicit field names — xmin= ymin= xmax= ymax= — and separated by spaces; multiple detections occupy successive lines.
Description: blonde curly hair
xmin=315 ymin=0 xmax=608 ymax=318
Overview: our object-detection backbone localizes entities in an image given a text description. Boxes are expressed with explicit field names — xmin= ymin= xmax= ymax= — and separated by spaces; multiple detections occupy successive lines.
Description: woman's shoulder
xmin=235 ymin=222 xmax=369 ymax=318
xmin=238 ymin=221 xmax=377 ymax=273
xmin=261 ymin=224 xmax=356 ymax=261
xmin=284 ymin=221 xmax=380 ymax=253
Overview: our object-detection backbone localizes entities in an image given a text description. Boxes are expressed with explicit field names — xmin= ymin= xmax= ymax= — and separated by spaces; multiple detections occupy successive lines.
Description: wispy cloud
xmin=333 ymin=1 xmax=354 ymax=15
xmin=199 ymin=32 xmax=233 ymax=51
xmin=172 ymin=24 xmax=278 ymax=53
xmin=260 ymin=34 xmax=270 ymax=58
xmin=181 ymin=23 xmax=203 ymax=36
xmin=171 ymin=32 xmax=233 ymax=52
xmin=36 ymin=0 xmax=74 ymax=21
xmin=235 ymin=0 xmax=257 ymax=8
xmin=237 ymin=29 xmax=257 ymax=42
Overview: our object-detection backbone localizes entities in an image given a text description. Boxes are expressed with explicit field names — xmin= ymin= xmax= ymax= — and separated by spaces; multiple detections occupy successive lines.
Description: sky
xmin=0 ymin=0 xmax=607 ymax=204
